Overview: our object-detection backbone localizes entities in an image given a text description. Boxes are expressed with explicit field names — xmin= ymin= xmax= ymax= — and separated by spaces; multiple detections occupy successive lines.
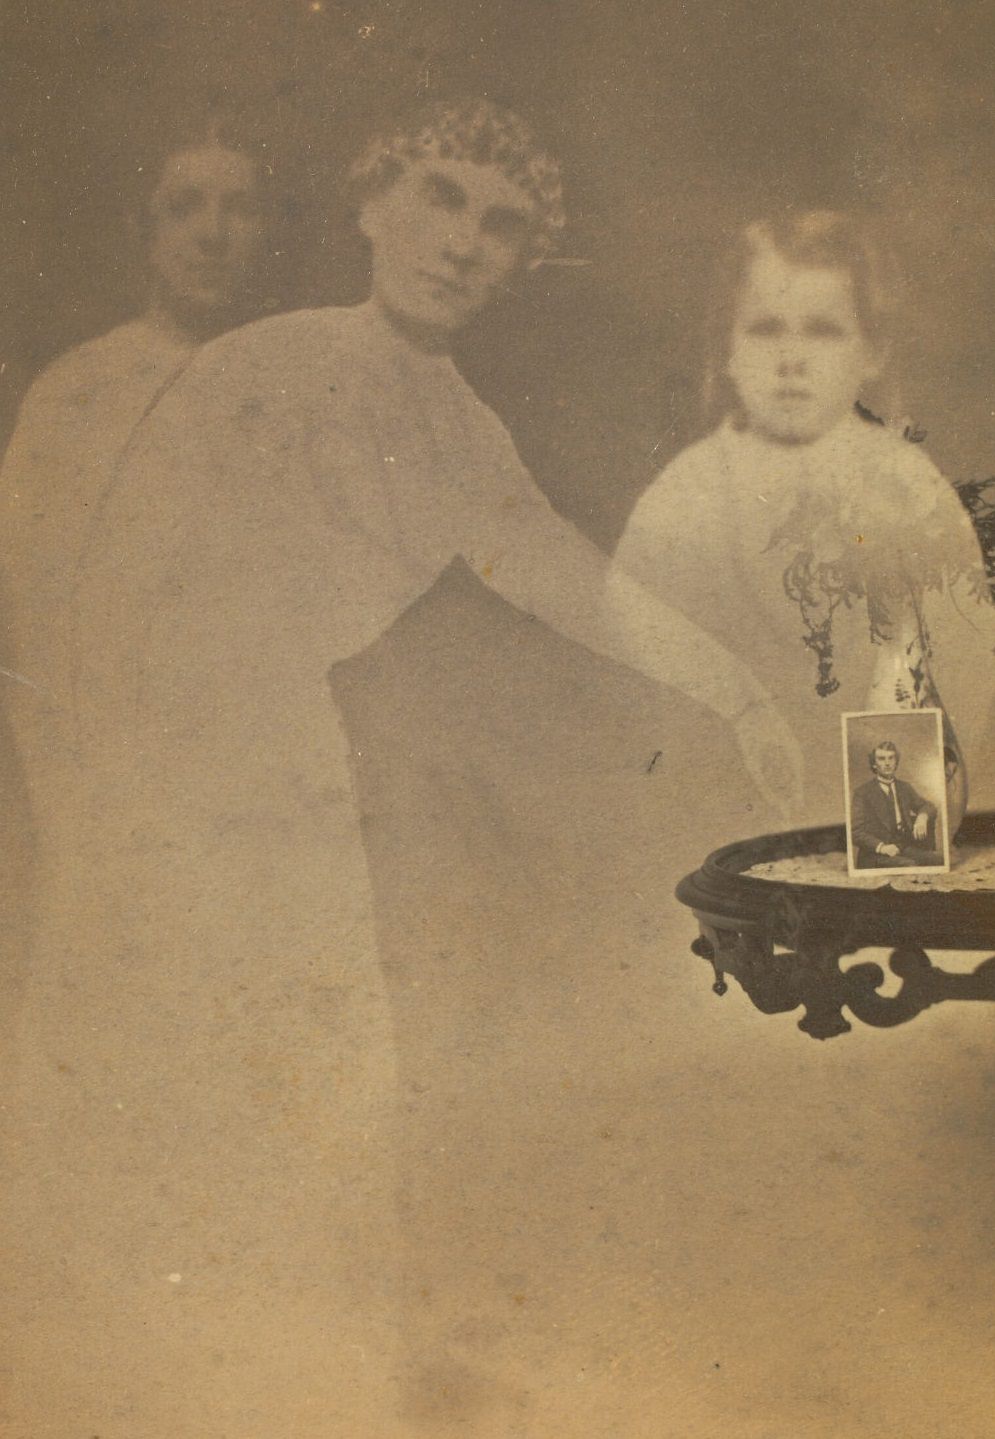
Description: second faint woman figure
xmin=1 ymin=110 xmax=274 ymax=671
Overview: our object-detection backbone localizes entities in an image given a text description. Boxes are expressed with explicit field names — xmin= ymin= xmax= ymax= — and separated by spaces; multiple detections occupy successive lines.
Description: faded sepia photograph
xmin=2 ymin=3 xmax=995 ymax=1436
xmin=843 ymin=710 xmax=951 ymax=875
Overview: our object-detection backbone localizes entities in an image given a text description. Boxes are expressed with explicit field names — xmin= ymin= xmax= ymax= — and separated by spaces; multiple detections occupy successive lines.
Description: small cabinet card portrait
xmin=842 ymin=708 xmax=951 ymax=878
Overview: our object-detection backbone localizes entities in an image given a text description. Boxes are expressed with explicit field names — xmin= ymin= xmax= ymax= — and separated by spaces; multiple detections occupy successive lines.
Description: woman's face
xmin=358 ymin=152 xmax=536 ymax=337
xmin=147 ymin=144 xmax=265 ymax=318
xmin=727 ymin=248 xmax=879 ymax=444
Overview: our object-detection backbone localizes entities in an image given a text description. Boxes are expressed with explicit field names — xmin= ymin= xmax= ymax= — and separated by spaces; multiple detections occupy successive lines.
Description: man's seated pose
xmin=850 ymin=739 xmax=942 ymax=868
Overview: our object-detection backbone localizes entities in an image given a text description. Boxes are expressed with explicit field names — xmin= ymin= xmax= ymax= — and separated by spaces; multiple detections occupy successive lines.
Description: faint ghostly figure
xmin=0 ymin=112 xmax=272 ymax=627
xmin=0 ymin=112 xmax=275 ymax=847
xmin=0 ymin=107 xmax=276 ymax=1183
xmin=10 ymin=109 xmax=272 ymax=441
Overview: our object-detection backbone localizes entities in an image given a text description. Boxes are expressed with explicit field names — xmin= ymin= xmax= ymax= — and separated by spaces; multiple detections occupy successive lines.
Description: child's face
xmin=727 ymin=248 xmax=879 ymax=444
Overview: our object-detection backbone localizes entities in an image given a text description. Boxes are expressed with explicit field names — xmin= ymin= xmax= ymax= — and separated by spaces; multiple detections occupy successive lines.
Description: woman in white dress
xmin=1 ymin=111 xmax=273 ymax=729
xmin=1 ymin=102 xmax=802 ymax=1437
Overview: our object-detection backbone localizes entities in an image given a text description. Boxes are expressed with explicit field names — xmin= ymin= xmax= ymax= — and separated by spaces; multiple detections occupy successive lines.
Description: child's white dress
xmin=613 ymin=411 xmax=995 ymax=831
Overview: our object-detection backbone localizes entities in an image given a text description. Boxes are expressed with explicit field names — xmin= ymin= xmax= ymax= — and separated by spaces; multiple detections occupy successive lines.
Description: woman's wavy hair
xmin=703 ymin=209 xmax=902 ymax=427
xmin=347 ymin=97 xmax=566 ymax=264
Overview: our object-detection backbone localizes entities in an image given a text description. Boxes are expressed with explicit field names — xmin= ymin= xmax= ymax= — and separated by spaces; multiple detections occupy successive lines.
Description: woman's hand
xmin=732 ymin=701 xmax=804 ymax=827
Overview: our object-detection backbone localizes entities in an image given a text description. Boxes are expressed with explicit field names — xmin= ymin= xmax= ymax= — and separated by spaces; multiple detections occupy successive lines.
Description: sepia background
xmin=2 ymin=2 xmax=994 ymax=1437
xmin=3 ymin=0 xmax=994 ymax=540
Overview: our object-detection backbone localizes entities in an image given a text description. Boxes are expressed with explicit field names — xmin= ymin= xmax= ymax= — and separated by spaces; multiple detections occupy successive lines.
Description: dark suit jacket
xmin=850 ymin=776 xmax=937 ymax=868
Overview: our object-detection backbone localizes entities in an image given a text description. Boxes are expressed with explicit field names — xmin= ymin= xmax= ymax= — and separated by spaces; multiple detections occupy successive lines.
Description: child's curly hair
xmin=348 ymin=98 xmax=566 ymax=261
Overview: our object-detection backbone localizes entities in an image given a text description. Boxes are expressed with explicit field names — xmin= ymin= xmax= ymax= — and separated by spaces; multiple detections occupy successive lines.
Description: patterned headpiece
xmin=349 ymin=98 xmax=566 ymax=259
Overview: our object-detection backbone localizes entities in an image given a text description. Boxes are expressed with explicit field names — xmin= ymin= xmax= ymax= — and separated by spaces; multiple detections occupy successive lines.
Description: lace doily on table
xmin=744 ymin=846 xmax=995 ymax=892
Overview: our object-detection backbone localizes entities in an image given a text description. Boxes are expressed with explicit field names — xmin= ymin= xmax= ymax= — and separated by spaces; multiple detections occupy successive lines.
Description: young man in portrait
xmin=850 ymin=739 xmax=942 ymax=868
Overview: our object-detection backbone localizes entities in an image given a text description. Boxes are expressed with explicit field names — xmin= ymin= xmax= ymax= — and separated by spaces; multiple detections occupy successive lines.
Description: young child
xmin=611 ymin=209 xmax=994 ymax=828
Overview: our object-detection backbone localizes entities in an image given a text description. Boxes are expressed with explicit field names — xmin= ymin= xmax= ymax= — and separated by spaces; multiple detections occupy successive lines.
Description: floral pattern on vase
xmin=865 ymin=592 xmax=968 ymax=837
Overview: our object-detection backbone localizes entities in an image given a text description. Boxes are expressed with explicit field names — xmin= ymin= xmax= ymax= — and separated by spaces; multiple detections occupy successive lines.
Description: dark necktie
xmin=880 ymin=780 xmax=903 ymax=831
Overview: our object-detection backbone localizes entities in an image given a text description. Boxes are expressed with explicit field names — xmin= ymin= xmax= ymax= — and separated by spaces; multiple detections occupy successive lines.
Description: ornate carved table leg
xmin=766 ymin=892 xmax=859 ymax=1038
xmin=690 ymin=917 xmax=808 ymax=1020
xmin=791 ymin=939 xmax=860 ymax=1039
xmin=843 ymin=948 xmax=995 ymax=1029
xmin=689 ymin=913 xmax=860 ymax=1038
xmin=690 ymin=923 xmax=730 ymax=995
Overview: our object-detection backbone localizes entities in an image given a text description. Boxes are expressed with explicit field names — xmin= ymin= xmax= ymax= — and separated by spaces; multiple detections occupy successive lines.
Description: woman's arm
xmin=462 ymin=460 xmax=803 ymax=820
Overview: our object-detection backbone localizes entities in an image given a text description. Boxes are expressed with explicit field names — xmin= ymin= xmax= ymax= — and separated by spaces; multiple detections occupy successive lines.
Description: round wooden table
xmin=676 ymin=811 xmax=995 ymax=1039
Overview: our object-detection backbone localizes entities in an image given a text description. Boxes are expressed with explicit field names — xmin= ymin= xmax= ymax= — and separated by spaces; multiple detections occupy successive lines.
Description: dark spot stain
xmin=855 ymin=399 xmax=885 ymax=427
